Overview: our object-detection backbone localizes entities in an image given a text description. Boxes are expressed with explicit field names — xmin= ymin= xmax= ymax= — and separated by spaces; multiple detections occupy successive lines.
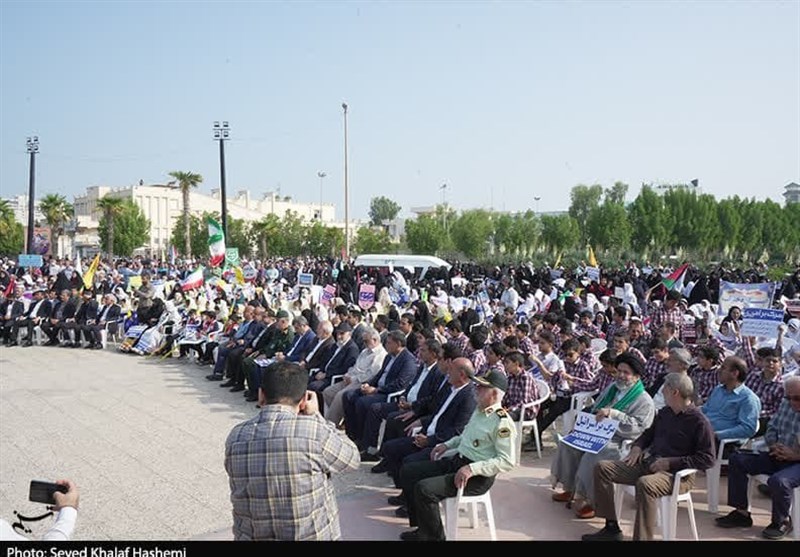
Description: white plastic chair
xmin=706 ymin=437 xmax=751 ymax=513
xmin=443 ymin=485 xmax=497 ymax=541
xmin=515 ymin=378 xmax=550 ymax=462
xmin=372 ymin=389 xmax=406 ymax=452
xmin=613 ymin=468 xmax=699 ymax=540
xmin=559 ymin=389 xmax=599 ymax=436
xmin=747 ymin=474 xmax=800 ymax=541
xmin=590 ymin=338 xmax=607 ymax=354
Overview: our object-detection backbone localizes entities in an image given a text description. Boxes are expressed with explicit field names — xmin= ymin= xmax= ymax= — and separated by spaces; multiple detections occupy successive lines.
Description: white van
xmin=353 ymin=254 xmax=452 ymax=280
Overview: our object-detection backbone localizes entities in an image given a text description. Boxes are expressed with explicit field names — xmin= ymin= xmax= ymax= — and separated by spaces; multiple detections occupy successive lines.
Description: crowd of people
xmin=1 ymin=253 xmax=799 ymax=541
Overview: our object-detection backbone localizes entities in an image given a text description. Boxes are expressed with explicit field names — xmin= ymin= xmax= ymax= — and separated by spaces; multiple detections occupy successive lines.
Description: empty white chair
xmin=590 ymin=338 xmax=607 ymax=355
xmin=515 ymin=378 xmax=550 ymax=462
xmin=747 ymin=473 xmax=800 ymax=541
xmin=443 ymin=485 xmax=497 ymax=540
xmin=371 ymin=389 xmax=406 ymax=453
xmin=613 ymin=468 xmax=699 ymax=540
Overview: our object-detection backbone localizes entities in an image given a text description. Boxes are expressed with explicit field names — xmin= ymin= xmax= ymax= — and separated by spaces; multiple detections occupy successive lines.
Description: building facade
xmin=784 ymin=182 xmax=800 ymax=205
xmin=71 ymin=183 xmax=338 ymax=258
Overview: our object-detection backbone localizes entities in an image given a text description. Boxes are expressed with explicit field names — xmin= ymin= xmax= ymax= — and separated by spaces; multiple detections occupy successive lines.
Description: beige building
xmin=71 ymin=183 xmax=338 ymax=257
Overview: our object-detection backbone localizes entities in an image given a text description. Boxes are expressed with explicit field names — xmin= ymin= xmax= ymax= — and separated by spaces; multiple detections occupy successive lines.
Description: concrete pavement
xmin=0 ymin=344 xmax=788 ymax=541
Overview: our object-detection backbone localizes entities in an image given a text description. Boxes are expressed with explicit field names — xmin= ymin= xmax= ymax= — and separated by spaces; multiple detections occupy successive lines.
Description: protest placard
xmin=560 ymin=411 xmax=619 ymax=454
xmin=740 ymin=308 xmax=784 ymax=338
xmin=585 ymin=267 xmax=600 ymax=282
xmin=358 ymin=284 xmax=376 ymax=309
xmin=321 ymin=284 xmax=336 ymax=303
xmin=718 ymin=281 xmax=776 ymax=316
xmin=18 ymin=254 xmax=43 ymax=267
xmin=298 ymin=272 xmax=314 ymax=287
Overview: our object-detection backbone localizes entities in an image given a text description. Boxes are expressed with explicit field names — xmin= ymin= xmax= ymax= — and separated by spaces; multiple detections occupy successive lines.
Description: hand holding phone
xmin=29 ymin=480 xmax=68 ymax=505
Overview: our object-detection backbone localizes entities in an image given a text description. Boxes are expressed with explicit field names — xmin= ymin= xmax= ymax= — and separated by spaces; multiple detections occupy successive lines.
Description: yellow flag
xmin=82 ymin=253 xmax=101 ymax=289
xmin=587 ymin=245 xmax=598 ymax=267
xmin=554 ymin=253 xmax=562 ymax=268
xmin=234 ymin=266 xmax=245 ymax=285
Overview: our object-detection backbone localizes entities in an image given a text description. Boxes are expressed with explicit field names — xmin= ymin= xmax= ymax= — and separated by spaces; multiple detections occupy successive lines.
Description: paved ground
xmin=0 ymin=344 xmax=789 ymax=542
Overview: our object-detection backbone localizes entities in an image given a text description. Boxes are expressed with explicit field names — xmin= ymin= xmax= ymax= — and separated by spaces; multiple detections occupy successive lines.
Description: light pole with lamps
xmin=25 ymin=136 xmax=39 ymax=254
xmin=342 ymin=102 xmax=350 ymax=259
xmin=212 ymin=121 xmax=230 ymax=240
xmin=317 ymin=171 xmax=327 ymax=221
xmin=534 ymin=196 xmax=541 ymax=214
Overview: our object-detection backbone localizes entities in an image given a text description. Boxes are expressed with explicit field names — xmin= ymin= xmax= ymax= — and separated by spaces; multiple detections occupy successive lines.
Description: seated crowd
xmin=1 ymin=255 xmax=799 ymax=541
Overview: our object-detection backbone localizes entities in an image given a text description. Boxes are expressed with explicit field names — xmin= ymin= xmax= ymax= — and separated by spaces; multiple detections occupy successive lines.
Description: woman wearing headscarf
xmin=549 ymin=352 xmax=655 ymax=519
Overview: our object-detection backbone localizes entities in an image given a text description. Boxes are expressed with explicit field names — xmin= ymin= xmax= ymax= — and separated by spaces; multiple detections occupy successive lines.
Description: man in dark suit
xmin=300 ymin=320 xmax=336 ymax=373
xmin=42 ymin=289 xmax=76 ymax=346
xmin=220 ymin=310 xmax=271 ymax=388
xmin=61 ymin=289 xmax=99 ymax=347
xmin=380 ymin=357 xmax=477 ymax=501
xmin=80 ymin=293 xmax=122 ymax=349
xmin=344 ymin=330 xmax=419 ymax=453
xmin=364 ymin=339 xmax=447 ymax=468
xmin=348 ymin=306 xmax=368 ymax=352
xmin=10 ymin=288 xmax=51 ymax=347
xmin=208 ymin=306 xmax=265 ymax=381
xmin=1 ymin=288 xmax=28 ymax=346
xmin=307 ymin=322 xmax=359 ymax=411
xmin=277 ymin=315 xmax=317 ymax=363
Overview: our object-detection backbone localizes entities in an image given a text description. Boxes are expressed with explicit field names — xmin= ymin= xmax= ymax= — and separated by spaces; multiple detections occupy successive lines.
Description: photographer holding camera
xmin=0 ymin=479 xmax=79 ymax=541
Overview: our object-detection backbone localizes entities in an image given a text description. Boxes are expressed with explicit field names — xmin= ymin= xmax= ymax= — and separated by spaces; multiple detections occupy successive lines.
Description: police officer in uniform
xmin=396 ymin=364 xmax=516 ymax=541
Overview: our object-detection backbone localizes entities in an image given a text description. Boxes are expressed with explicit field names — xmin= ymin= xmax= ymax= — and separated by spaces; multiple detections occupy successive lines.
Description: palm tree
xmin=0 ymin=199 xmax=13 ymax=221
xmin=168 ymin=171 xmax=203 ymax=257
xmin=95 ymin=196 xmax=125 ymax=259
xmin=38 ymin=194 xmax=74 ymax=257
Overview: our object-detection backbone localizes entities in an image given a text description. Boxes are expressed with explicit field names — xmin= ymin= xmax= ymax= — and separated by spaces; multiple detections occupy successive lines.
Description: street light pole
xmin=342 ymin=102 xmax=349 ymax=260
xmin=534 ymin=196 xmax=541 ymax=214
xmin=212 ymin=121 xmax=230 ymax=240
xmin=317 ymin=171 xmax=327 ymax=221
xmin=440 ymin=183 xmax=447 ymax=232
xmin=25 ymin=136 xmax=39 ymax=254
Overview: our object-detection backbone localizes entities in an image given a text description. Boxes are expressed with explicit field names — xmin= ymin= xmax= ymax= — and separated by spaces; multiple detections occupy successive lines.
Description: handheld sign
xmin=298 ymin=272 xmax=314 ymax=287
xmin=18 ymin=254 xmax=44 ymax=268
xmin=740 ymin=308 xmax=784 ymax=339
xmin=321 ymin=284 xmax=336 ymax=304
xmin=358 ymin=284 xmax=375 ymax=309
xmin=560 ymin=411 xmax=619 ymax=454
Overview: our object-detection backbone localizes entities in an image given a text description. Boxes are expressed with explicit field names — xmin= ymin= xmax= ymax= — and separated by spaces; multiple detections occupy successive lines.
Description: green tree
xmin=540 ymin=214 xmax=580 ymax=254
xmin=605 ymin=181 xmax=629 ymax=205
xmin=586 ymin=200 xmax=631 ymax=251
xmin=353 ymin=226 xmax=393 ymax=255
xmin=716 ymin=198 xmax=743 ymax=253
xmin=226 ymin=216 xmax=253 ymax=258
xmin=405 ymin=214 xmax=445 ymax=255
xmin=98 ymin=200 xmax=150 ymax=257
xmin=38 ymin=193 xmax=74 ymax=257
xmin=303 ymin=222 xmax=344 ymax=257
xmin=450 ymin=209 xmax=493 ymax=258
xmin=95 ymin=196 xmax=125 ymax=259
xmin=628 ymin=185 xmax=668 ymax=252
xmin=249 ymin=214 xmax=283 ymax=258
xmin=0 ymin=200 xmax=24 ymax=256
xmin=168 ymin=171 xmax=203 ymax=257
xmin=568 ymin=184 xmax=603 ymax=244
xmin=368 ymin=196 xmax=402 ymax=227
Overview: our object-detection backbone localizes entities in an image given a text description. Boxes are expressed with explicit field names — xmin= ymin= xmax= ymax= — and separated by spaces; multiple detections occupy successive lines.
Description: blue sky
xmin=1 ymin=0 xmax=798 ymax=220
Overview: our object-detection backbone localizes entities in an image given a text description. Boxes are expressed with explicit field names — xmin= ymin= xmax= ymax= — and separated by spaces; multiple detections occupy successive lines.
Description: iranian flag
xmin=181 ymin=267 xmax=204 ymax=290
xmin=662 ymin=263 xmax=689 ymax=291
xmin=207 ymin=216 xmax=226 ymax=267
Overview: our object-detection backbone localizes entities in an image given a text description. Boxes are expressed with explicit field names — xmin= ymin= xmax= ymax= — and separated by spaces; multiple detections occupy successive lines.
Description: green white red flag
xmin=207 ymin=216 xmax=226 ymax=267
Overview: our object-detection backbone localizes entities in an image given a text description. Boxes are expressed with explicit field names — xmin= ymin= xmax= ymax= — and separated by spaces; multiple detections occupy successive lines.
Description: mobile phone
xmin=29 ymin=480 xmax=68 ymax=505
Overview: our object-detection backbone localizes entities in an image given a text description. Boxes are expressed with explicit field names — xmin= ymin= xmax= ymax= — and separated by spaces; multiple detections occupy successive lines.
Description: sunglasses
xmin=785 ymin=395 xmax=800 ymax=402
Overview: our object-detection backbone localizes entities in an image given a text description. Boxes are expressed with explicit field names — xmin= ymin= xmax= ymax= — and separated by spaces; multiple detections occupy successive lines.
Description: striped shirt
xmin=744 ymin=371 xmax=785 ymax=419
xmin=642 ymin=357 xmax=668 ymax=390
xmin=576 ymin=322 xmax=603 ymax=339
xmin=764 ymin=397 xmax=800 ymax=448
xmin=648 ymin=305 xmax=684 ymax=335
xmin=518 ymin=335 xmax=538 ymax=365
xmin=605 ymin=321 xmax=628 ymax=342
xmin=581 ymin=370 xmax=616 ymax=394
xmin=448 ymin=333 xmax=470 ymax=355
xmin=689 ymin=365 xmax=720 ymax=404
xmin=225 ymin=405 xmax=360 ymax=540
xmin=469 ymin=348 xmax=488 ymax=376
xmin=503 ymin=370 xmax=540 ymax=420
xmin=563 ymin=358 xmax=596 ymax=394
